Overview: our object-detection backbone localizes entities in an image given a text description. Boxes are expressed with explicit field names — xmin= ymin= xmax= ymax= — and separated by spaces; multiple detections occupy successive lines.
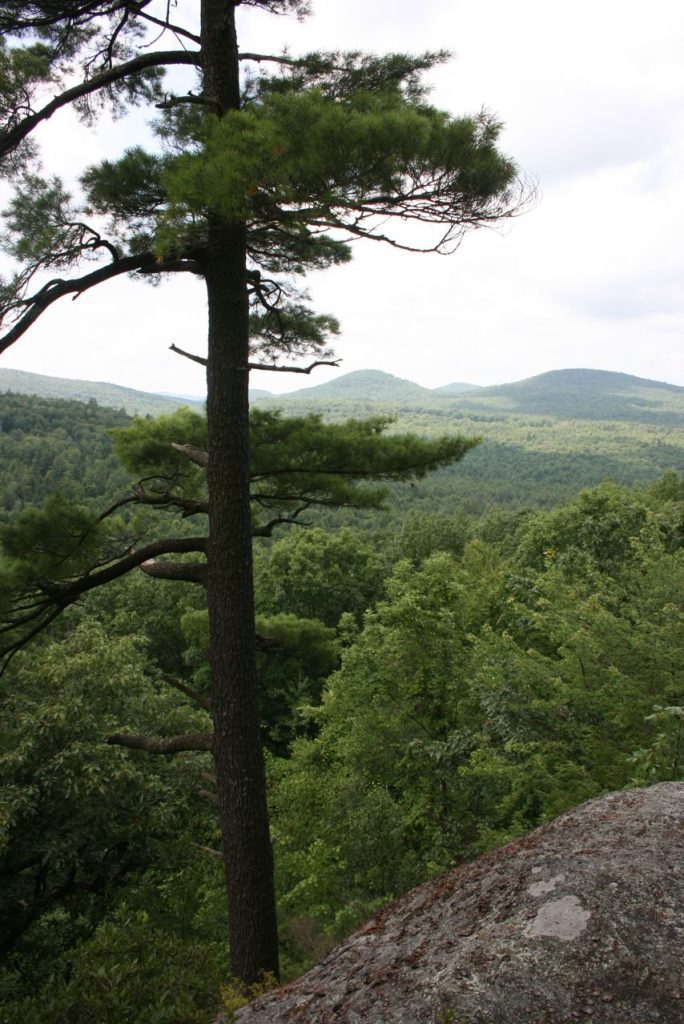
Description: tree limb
xmin=238 ymin=52 xmax=306 ymax=67
xmin=0 ymin=252 xmax=198 ymax=355
xmin=191 ymin=842 xmax=222 ymax=858
xmin=156 ymin=93 xmax=214 ymax=111
xmin=0 ymin=50 xmax=202 ymax=163
xmin=160 ymin=675 xmax=211 ymax=712
xmin=127 ymin=487 xmax=209 ymax=518
xmin=170 ymin=342 xmax=207 ymax=366
xmin=252 ymin=504 xmax=312 ymax=536
xmin=171 ymin=443 xmax=209 ymax=468
xmin=139 ymin=558 xmax=208 ymax=585
xmin=136 ymin=10 xmax=202 ymax=45
xmin=247 ymin=359 xmax=341 ymax=374
xmin=0 ymin=537 xmax=208 ymax=674
xmin=107 ymin=732 xmax=213 ymax=754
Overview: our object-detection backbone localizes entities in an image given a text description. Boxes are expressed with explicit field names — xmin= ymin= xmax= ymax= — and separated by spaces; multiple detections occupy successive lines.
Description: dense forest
xmin=0 ymin=385 xmax=681 ymax=1021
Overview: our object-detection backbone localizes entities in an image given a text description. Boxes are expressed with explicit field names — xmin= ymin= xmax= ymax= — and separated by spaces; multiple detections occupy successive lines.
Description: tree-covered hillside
xmin=0 ymin=393 xmax=132 ymax=521
xmin=262 ymin=369 xmax=684 ymax=514
xmin=1 ymin=467 xmax=681 ymax=1021
xmin=0 ymin=376 xmax=682 ymax=1020
xmin=3 ymin=368 xmax=683 ymax=518
xmin=447 ymin=368 xmax=684 ymax=425
xmin=0 ymin=368 xmax=203 ymax=417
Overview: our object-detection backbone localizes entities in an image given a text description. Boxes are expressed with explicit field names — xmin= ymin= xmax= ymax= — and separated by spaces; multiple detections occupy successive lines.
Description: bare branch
xmin=0 ymin=252 xmax=199 ymax=355
xmin=191 ymin=842 xmax=222 ymax=858
xmin=199 ymin=789 xmax=219 ymax=805
xmin=156 ymin=93 xmax=214 ymax=111
xmin=107 ymin=732 xmax=213 ymax=754
xmin=247 ymin=359 xmax=341 ymax=375
xmin=170 ymin=342 xmax=207 ymax=366
xmin=139 ymin=558 xmax=208 ymax=585
xmin=126 ymin=487 xmax=209 ymax=518
xmin=136 ymin=11 xmax=202 ymax=45
xmin=252 ymin=504 xmax=313 ymax=537
xmin=238 ymin=52 xmax=305 ymax=67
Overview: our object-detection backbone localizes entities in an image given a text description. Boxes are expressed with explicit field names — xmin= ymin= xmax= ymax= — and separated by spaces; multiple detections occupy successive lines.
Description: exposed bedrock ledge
xmin=233 ymin=782 xmax=683 ymax=1024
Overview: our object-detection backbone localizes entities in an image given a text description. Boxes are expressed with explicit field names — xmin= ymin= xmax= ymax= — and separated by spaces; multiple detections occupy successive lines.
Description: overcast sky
xmin=2 ymin=0 xmax=683 ymax=395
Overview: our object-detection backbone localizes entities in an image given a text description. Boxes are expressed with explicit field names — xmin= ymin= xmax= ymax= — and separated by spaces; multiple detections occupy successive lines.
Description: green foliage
xmin=390 ymin=508 xmax=471 ymax=563
xmin=182 ymin=606 xmax=336 ymax=755
xmin=270 ymin=481 xmax=683 ymax=944
xmin=1 ymin=908 xmax=227 ymax=1024
xmin=0 ymin=492 xmax=104 ymax=579
xmin=0 ymin=620 xmax=211 ymax=982
xmin=161 ymin=87 xmax=514 ymax=229
xmin=111 ymin=405 xmax=207 ymax=487
xmin=255 ymin=526 xmax=387 ymax=627
xmin=630 ymin=705 xmax=684 ymax=783
xmin=220 ymin=972 xmax=279 ymax=1021
xmin=0 ymin=392 xmax=131 ymax=519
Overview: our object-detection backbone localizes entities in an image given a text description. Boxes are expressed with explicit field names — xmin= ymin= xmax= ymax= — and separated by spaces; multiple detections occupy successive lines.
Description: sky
xmin=1 ymin=0 xmax=683 ymax=395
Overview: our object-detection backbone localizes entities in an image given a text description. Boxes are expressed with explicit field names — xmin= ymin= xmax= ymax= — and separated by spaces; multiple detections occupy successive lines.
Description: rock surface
xmin=236 ymin=783 xmax=683 ymax=1024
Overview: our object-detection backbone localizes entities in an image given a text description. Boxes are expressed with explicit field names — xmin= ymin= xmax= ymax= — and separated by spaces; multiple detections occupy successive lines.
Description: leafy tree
xmin=1 ymin=907 xmax=228 ymax=1024
xmin=0 ymin=620 xmax=211 ymax=973
xmin=270 ymin=483 xmax=683 ymax=943
xmin=0 ymin=0 xmax=523 ymax=979
xmin=255 ymin=525 xmax=387 ymax=628
xmin=271 ymin=546 xmax=505 ymax=932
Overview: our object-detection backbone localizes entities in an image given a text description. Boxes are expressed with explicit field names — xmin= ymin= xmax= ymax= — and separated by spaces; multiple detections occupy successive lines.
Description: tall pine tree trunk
xmin=201 ymin=0 xmax=280 ymax=983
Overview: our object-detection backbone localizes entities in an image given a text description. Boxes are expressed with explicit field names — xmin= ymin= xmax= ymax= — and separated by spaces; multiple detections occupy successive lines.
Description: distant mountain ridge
xmin=0 ymin=367 xmax=203 ymax=417
xmin=257 ymin=367 xmax=684 ymax=428
xmin=1 ymin=365 xmax=682 ymax=427
xmin=2 ymin=366 xmax=682 ymax=515
xmin=270 ymin=368 xmax=436 ymax=403
xmin=449 ymin=368 xmax=684 ymax=424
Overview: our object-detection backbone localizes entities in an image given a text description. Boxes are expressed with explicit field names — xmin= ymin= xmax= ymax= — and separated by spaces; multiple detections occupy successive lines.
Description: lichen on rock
xmin=232 ymin=783 xmax=683 ymax=1024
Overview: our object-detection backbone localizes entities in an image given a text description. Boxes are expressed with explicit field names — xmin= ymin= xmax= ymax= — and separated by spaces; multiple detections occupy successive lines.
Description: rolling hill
xmin=1 ymin=366 xmax=682 ymax=514
xmin=443 ymin=368 xmax=684 ymax=425
xmin=271 ymin=368 xmax=436 ymax=404
xmin=0 ymin=367 xmax=202 ymax=417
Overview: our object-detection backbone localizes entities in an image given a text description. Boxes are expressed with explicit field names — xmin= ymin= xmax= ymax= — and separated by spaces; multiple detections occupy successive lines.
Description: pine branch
xmin=159 ymin=674 xmax=211 ymax=712
xmin=171 ymin=443 xmax=209 ymax=468
xmin=0 ymin=537 xmax=208 ymax=674
xmin=252 ymin=504 xmax=312 ymax=536
xmin=0 ymin=252 xmax=195 ymax=355
xmin=0 ymin=50 xmax=202 ymax=163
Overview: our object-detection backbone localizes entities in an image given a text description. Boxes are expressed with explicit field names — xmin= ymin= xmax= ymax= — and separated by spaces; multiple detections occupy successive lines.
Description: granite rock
xmin=235 ymin=783 xmax=683 ymax=1024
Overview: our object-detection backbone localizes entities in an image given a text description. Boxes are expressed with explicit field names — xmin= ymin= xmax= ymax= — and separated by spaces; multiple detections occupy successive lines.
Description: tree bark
xmin=200 ymin=0 xmax=280 ymax=983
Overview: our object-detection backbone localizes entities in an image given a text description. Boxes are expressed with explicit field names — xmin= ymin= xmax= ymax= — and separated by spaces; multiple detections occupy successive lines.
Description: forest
xmin=0 ymin=387 xmax=682 ymax=1021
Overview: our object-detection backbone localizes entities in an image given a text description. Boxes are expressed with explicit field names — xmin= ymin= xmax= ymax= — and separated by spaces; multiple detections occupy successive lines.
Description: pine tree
xmin=0 ymin=1 xmax=524 ymax=980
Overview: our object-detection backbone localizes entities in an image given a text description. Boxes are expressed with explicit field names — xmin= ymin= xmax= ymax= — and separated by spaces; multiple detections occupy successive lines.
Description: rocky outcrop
xmin=237 ymin=783 xmax=683 ymax=1023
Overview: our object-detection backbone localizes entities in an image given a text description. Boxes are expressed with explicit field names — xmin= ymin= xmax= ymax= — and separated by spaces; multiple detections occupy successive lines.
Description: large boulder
xmin=237 ymin=783 xmax=683 ymax=1023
